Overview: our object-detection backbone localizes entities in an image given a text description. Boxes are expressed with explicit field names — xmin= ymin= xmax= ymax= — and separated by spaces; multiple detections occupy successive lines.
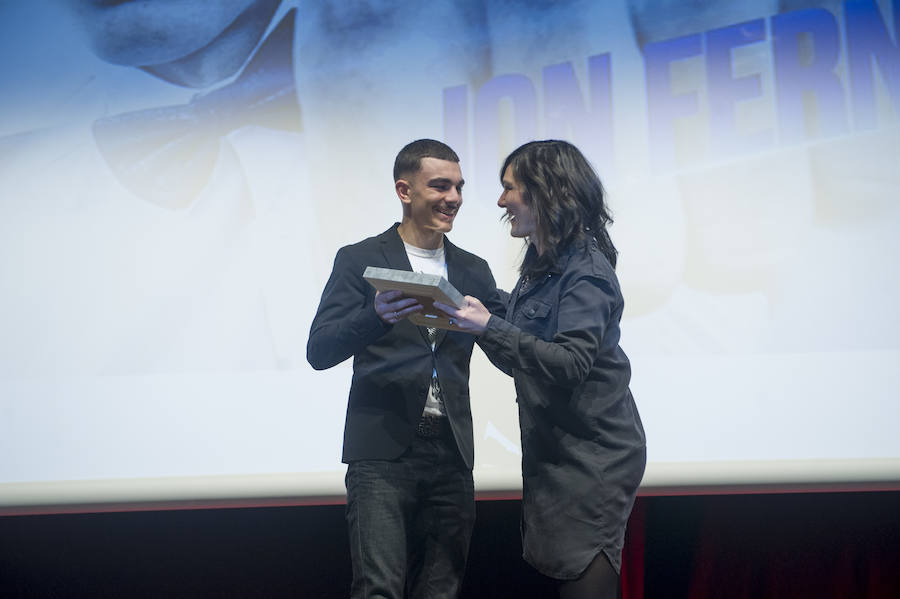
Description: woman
xmin=436 ymin=140 xmax=646 ymax=598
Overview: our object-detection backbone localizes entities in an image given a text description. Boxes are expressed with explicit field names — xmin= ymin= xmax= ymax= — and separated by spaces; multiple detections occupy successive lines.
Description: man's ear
xmin=395 ymin=179 xmax=411 ymax=203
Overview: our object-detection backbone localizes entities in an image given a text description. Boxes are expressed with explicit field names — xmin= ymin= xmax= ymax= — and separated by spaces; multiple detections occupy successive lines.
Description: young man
xmin=307 ymin=139 xmax=505 ymax=598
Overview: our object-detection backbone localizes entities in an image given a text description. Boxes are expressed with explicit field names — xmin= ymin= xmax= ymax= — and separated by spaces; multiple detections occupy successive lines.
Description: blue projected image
xmin=0 ymin=0 xmax=898 ymax=511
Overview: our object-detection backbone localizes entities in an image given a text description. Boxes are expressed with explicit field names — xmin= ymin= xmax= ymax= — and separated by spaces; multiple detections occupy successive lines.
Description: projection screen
xmin=2 ymin=0 xmax=899 ymax=513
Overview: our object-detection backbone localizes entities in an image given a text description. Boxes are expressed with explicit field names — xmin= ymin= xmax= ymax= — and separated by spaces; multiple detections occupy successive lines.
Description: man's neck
xmin=397 ymin=222 xmax=444 ymax=250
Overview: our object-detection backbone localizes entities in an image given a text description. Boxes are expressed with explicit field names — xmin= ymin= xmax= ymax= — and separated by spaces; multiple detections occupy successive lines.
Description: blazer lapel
xmin=444 ymin=237 xmax=469 ymax=296
xmin=379 ymin=224 xmax=413 ymax=271
xmin=434 ymin=238 xmax=469 ymax=348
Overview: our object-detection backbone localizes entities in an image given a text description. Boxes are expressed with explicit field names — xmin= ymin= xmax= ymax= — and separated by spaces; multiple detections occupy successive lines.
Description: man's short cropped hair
xmin=393 ymin=139 xmax=460 ymax=181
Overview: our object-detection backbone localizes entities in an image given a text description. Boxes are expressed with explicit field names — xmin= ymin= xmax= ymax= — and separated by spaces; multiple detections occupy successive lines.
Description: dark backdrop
xmin=1 ymin=491 xmax=898 ymax=598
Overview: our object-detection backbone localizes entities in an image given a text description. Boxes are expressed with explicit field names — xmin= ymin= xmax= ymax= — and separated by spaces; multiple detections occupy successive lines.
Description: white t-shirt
xmin=404 ymin=242 xmax=447 ymax=418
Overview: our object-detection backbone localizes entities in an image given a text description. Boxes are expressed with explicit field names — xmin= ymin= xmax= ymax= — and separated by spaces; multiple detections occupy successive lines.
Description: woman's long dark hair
xmin=501 ymin=140 xmax=617 ymax=277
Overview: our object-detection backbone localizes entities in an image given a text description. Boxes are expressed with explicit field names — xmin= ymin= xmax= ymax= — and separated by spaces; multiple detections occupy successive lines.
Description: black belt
xmin=416 ymin=415 xmax=451 ymax=439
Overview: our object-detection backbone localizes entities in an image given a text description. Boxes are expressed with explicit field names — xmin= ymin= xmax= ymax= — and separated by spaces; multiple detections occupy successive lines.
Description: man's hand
xmin=375 ymin=290 xmax=423 ymax=325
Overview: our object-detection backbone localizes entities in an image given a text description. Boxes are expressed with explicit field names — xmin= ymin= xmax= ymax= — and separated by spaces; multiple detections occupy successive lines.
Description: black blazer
xmin=307 ymin=224 xmax=505 ymax=469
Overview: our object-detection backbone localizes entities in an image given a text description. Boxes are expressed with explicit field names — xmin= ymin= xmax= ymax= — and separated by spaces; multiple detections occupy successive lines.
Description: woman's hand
xmin=433 ymin=296 xmax=491 ymax=334
xmin=374 ymin=290 xmax=422 ymax=325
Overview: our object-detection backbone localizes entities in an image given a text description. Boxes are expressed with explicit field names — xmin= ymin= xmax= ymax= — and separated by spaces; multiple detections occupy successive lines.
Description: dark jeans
xmin=345 ymin=434 xmax=475 ymax=599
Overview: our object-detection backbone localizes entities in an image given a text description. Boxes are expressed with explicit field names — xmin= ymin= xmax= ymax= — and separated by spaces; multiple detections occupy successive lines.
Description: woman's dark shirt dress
xmin=477 ymin=238 xmax=646 ymax=579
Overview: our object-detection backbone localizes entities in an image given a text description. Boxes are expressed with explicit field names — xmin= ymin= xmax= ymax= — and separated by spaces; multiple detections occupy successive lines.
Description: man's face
xmin=400 ymin=157 xmax=464 ymax=236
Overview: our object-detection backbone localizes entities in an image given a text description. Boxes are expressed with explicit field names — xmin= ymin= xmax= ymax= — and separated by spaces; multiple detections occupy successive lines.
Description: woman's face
xmin=498 ymin=165 xmax=536 ymax=240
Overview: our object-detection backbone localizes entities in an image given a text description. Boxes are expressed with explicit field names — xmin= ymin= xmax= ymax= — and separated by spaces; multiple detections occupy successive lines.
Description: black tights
xmin=557 ymin=552 xmax=620 ymax=599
